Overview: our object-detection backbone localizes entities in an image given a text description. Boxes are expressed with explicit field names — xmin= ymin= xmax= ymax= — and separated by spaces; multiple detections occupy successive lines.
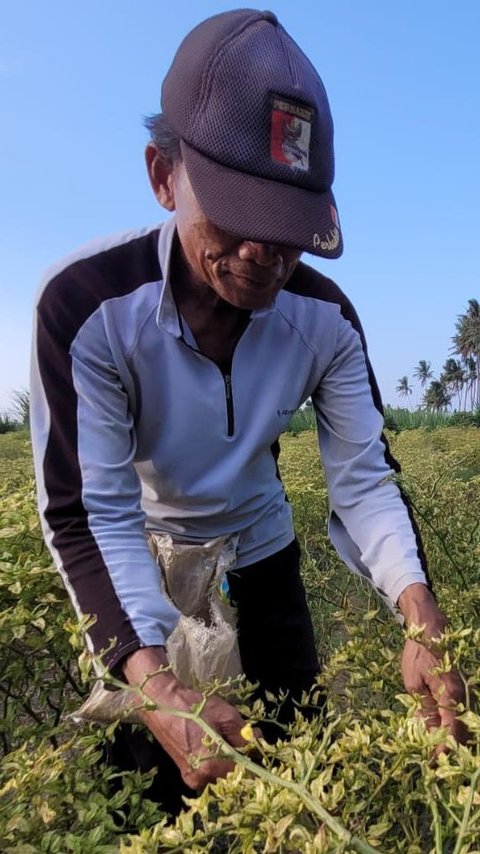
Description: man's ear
xmin=145 ymin=143 xmax=176 ymax=211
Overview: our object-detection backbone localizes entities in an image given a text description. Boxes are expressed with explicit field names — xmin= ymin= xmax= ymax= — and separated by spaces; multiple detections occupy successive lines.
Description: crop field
xmin=1 ymin=428 xmax=480 ymax=852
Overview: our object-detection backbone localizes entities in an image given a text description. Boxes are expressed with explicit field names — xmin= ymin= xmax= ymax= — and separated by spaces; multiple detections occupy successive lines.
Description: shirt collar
xmin=156 ymin=215 xmax=182 ymax=336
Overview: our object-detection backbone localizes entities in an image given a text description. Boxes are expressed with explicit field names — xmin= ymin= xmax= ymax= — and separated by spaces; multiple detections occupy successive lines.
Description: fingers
xmin=402 ymin=638 xmax=468 ymax=747
xmin=413 ymin=681 xmax=467 ymax=758
xmin=182 ymin=755 xmax=236 ymax=790
xmin=177 ymin=716 xmax=237 ymax=790
xmin=181 ymin=719 xmax=262 ymax=790
xmin=424 ymin=669 xmax=469 ymax=746
xmin=416 ymin=687 xmax=441 ymax=730
xmin=179 ymin=699 xmax=262 ymax=789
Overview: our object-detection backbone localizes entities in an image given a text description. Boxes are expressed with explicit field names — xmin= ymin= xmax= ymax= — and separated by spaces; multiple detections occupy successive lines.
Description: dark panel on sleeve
xmin=37 ymin=230 xmax=162 ymax=667
xmin=286 ymin=262 xmax=432 ymax=590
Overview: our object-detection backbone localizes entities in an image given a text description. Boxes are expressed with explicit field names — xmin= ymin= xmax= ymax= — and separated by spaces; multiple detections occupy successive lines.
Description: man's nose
xmin=238 ymin=241 xmax=282 ymax=266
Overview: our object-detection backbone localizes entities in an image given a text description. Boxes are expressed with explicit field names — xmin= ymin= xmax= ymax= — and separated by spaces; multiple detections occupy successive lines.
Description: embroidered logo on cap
xmin=270 ymin=97 xmax=313 ymax=172
xmin=313 ymin=207 xmax=341 ymax=252
xmin=313 ymin=227 xmax=340 ymax=252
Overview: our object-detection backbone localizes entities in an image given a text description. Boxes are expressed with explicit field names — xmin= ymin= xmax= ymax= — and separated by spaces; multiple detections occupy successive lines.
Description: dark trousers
xmin=104 ymin=538 xmax=320 ymax=816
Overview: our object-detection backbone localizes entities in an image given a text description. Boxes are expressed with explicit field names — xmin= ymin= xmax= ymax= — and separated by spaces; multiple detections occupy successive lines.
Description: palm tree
xmin=440 ymin=358 xmax=465 ymax=410
xmin=423 ymin=380 xmax=451 ymax=412
xmin=396 ymin=376 xmax=412 ymax=401
xmin=462 ymin=355 xmax=478 ymax=410
xmin=451 ymin=299 xmax=480 ymax=409
xmin=413 ymin=360 xmax=433 ymax=388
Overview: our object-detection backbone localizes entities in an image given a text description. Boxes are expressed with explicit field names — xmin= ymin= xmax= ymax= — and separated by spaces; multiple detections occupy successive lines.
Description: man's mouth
xmin=221 ymin=263 xmax=284 ymax=286
xmin=208 ymin=255 xmax=285 ymax=288
xmin=233 ymin=272 xmax=279 ymax=288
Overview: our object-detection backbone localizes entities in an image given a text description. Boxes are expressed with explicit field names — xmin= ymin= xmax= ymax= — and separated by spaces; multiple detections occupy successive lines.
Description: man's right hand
xmin=122 ymin=646 xmax=250 ymax=790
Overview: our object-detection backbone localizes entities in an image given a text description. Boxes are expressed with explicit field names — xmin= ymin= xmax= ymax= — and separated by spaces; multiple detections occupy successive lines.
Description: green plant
xmin=383 ymin=407 xmax=454 ymax=432
xmin=284 ymin=407 xmax=316 ymax=435
xmin=0 ymin=413 xmax=20 ymax=435
xmin=9 ymin=389 xmax=30 ymax=429
xmin=1 ymin=430 xmax=480 ymax=851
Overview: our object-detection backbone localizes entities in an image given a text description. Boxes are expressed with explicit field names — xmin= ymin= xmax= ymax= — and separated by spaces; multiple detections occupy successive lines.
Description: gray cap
xmin=161 ymin=8 xmax=343 ymax=258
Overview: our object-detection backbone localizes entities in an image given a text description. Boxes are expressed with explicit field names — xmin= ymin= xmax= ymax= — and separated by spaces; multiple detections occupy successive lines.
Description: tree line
xmin=396 ymin=298 xmax=480 ymax=412
xmin=0 ymin=390 xmax=30 ymax=434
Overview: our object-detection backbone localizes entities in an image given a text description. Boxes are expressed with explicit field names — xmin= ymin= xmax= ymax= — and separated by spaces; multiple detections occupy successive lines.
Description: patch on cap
xmin=270 ymin=97 xmax=313 ymax=172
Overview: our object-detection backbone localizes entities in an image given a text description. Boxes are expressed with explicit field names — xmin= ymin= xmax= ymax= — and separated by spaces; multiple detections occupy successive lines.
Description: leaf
xmin=12 ymin=624 xmax=26 ymax=639
xmin=8 ymin=581 xmax=21 ymax=595
xmin=367 ymin=819 xmax=391 ymax=839
xmin=0 ymin=527 xmax=24 ymax=538
xmin=0 ymin=777 xmax=17 ymax=796
xmin=457 ymin=785 xmax=480 ymax=805
xmin=38 ymin=801 xmax=56 ymax=824
xmin=273 ymin=814 xmax=295 ymax=838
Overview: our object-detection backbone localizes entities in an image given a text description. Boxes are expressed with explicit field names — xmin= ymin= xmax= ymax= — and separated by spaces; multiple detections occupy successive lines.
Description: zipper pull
xmin=224 ymin=373 xmax=234 ymax=436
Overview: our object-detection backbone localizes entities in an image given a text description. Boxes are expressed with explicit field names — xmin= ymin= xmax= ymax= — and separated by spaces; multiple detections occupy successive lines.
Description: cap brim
xmin=180 ymin=140 xmax=343 ymax=259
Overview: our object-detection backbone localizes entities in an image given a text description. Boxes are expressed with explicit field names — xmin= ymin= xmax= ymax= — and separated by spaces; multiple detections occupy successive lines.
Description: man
xmin=31 ymin=9 xmax=464 ymax=816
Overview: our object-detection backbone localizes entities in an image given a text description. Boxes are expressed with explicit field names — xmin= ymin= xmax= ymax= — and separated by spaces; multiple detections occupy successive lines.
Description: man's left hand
xmin=398 ymin=583 xmax=468 ymax=745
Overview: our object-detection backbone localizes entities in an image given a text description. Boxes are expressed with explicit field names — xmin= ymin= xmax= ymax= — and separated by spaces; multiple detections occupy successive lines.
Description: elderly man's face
xmin=148 ymin=150 xmax=301 ymax=311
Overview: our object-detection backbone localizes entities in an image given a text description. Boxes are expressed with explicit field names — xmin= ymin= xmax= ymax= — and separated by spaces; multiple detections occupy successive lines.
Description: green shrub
xmin=449 ymin=410 xmax=480 ymax=428
xmin=284 ymin=406 xmax=480 ymax=436
xmin=383 ymin=407 xmax=453 ymax=432
xmin=284 ymin=406 xmax=316 ymax=435
xmin=0 ymin=414 xmax=20 ymax=435
xmin=1 ymin=430 xmax=480 ymax=851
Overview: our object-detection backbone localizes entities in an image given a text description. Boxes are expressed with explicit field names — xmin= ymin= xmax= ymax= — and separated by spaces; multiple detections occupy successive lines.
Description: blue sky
xmin=1 ymin=0 xmax=479 ymax=413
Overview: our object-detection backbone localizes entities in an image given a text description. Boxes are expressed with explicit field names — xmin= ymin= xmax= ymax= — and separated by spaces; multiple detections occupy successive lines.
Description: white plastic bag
xmin=68 ymin=533 xmax=242 ymax=724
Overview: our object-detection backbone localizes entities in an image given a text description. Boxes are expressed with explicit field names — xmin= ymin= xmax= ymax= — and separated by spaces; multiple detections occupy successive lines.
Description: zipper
xmin=178 ymin=335 xmax=236 ymax=438
xmin=223 ymin=373 xmax=234 ymax=437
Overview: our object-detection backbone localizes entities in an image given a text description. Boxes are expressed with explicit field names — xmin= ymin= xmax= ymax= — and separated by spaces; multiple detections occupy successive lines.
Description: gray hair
xmin=143 ymin=113 xmax=182 ymax=164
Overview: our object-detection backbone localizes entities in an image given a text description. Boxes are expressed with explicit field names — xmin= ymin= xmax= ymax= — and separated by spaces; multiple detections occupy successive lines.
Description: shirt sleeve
xmin=30 ymin=266 xmax=180 ymax=675
xmin=312 ymin=308 xmax=430 ymax=608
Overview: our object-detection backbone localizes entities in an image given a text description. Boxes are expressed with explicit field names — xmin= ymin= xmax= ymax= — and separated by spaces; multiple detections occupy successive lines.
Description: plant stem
xmin=141 ymin=700 xmax=380 ymax=854
xmin=301 ymin=716 xmax=341 ymax=787
xmin=429 ymin=791 xmax=443 ymax=854
xmin=452 ymin=767 xmax=480 ymax=854
xmin=434 ymin=784 xmax=461 ymax=827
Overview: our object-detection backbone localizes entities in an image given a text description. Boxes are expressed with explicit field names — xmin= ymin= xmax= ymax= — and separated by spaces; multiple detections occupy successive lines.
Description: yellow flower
xmin=240 ymin=723 xmax=256 ymax=742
